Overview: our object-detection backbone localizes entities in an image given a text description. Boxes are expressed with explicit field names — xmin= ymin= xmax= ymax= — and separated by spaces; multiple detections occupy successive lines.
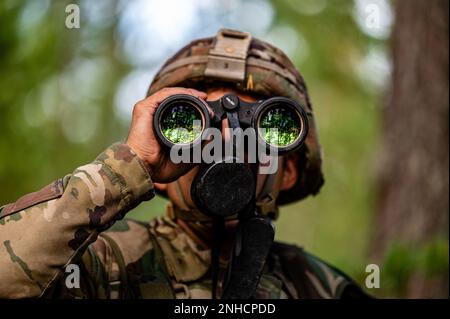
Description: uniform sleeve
xmin=0 ymin=143 xmax=155 ymax=298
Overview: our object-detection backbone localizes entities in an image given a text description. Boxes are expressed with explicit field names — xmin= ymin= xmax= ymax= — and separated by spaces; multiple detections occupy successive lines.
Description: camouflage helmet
xmin=147 ymin=29 xmax=324 ymax=205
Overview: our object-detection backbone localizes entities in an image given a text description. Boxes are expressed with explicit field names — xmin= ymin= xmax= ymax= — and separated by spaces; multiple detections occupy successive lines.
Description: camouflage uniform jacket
xmin=0 ymin=144 xmax=368 ymax=299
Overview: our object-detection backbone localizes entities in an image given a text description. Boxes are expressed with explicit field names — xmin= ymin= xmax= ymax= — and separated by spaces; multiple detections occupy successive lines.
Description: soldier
xmin=0 ymin=29 xmax=369 ymax=299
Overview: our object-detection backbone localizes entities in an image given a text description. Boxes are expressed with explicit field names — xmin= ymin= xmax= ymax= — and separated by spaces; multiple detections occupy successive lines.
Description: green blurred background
xmin=0 ymin=0 xmax=398 ymax=297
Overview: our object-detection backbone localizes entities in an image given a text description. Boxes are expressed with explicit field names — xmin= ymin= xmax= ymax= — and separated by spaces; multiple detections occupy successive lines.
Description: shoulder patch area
xmin=303 ymin=251 xmax=372 ymax=299
xmin=0 ymin=178 xmax=64 ymax=220
xmin=302 ymin=251 xmax=352 ymax=298
xmin=271 ymin=241 xmax=369 ymax=299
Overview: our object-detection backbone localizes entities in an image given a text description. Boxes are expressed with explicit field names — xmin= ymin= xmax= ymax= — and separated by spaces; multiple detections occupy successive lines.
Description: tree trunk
xmin=373 ymin=0 xmax=449 ymax=298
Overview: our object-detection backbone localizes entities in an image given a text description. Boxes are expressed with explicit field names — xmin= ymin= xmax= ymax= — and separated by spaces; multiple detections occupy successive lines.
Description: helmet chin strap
xmin=255 ymin=156 xmax=284 ymax=220
xmin=255 ymin=172 xmax=280 ymax=220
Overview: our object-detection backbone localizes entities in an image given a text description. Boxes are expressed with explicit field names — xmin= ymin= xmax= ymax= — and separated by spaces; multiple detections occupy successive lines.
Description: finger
xmin=187 ymin=88 xmax=207 ymax=99
xmin=155 ymin=87 xmax=206 ymax=100
xmin=155 ymin=89 xmax=212 ymax=123
xmin=205 ymin=104 xmax=215 ymax=119
xmin=137 ymin=88 xmax=207 ymax=114
xmin=208 ymin=109 xmax=214 ymax=119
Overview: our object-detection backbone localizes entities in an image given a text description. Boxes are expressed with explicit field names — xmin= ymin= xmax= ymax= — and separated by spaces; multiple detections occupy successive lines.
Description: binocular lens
xmin=155 ymin=94 xmax=307 ymax=153
xmin=160 ymin=103 xmax=203 ymax=145
xmin=258 ymin=107 xmax=301 ymax=147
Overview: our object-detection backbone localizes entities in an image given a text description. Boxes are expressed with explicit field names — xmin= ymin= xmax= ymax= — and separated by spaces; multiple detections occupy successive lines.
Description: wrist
xmin=97 ymin=143 xmax=155 ymax=203
xmin=125 ymin=141 xmax=154 ymax=175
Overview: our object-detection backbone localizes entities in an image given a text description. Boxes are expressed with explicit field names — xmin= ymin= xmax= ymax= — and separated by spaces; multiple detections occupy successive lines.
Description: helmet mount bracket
xmin=205 ymin=29 xmax=252 ymax=82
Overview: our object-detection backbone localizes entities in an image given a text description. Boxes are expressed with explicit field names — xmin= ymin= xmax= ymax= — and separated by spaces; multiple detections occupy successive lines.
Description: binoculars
xmin=153 ymin=93 xmax=309 ymax=155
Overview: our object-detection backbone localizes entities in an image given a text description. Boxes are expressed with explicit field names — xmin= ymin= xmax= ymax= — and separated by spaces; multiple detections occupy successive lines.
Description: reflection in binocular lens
xmin=160 ymin=104 xmax=202 ymax=144
xmin=259 ymin=107 xmax=301 ymax=147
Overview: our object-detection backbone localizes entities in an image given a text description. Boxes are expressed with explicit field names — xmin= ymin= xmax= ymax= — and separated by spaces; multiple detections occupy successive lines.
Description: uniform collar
xmin=149 ymin=213 xmax=210 ymax=283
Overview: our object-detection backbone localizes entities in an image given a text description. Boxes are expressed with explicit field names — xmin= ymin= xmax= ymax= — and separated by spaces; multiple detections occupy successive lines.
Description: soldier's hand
xmin=126 ymin=87 xmax=207 ymax=183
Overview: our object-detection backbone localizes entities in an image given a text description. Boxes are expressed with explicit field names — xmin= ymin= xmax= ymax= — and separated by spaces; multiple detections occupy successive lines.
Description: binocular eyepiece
xmin=153 ymin=93 xmax=309 ymax=155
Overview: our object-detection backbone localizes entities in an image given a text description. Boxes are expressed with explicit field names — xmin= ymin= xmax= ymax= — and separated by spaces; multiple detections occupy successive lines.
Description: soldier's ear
xmin=154 ymin=182 xmax=167 ymax=192
xmin=281 ymin=154 xmax=298 ymax=191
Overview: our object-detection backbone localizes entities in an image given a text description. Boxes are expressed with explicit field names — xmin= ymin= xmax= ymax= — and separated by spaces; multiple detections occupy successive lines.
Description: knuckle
xmin=133 ymin=101 xmax=146 ymax=114
xmin=134 ymin=101 xmax=144 ymax=110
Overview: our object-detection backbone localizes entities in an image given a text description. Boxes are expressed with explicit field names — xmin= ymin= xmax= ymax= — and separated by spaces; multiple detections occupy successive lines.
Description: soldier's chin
xmin=154 ymin=182 xmax=167 ymax=192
